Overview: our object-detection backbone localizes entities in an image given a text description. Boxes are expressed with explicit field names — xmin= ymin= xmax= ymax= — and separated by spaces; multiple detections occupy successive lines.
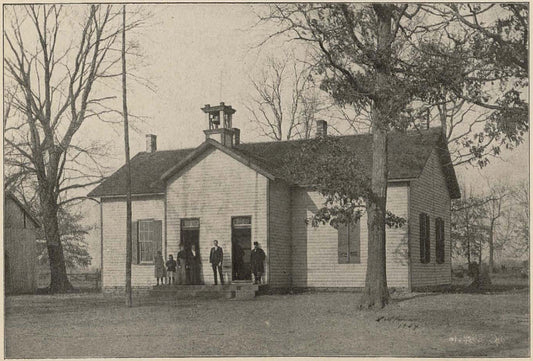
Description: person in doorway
xmin=166 ymin=254 xmax=177 ymax=285
xmin=209 ymin=240 xmax=224 ymax=285
xmin=154 ymin=251 xmax=167 ymax=286
xmin=251 ymin=242 xmax=266 ymax=284
xmin=176 ymin=245 xmax=188 ymax=285
xmin=232 ymin=243 xmax=244 ymax=280
xmin=188 ymin=244 xmax=202 ymax=285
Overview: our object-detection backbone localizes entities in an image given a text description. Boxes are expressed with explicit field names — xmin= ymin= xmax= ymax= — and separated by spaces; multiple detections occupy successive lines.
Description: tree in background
xmin=414 ymin=4 xmax=528 ymax=167
xmin=246 ymin=52 xmax=332 ymax=140
xmin=4 ymin=5 xmax=144 ymax=292
xmin=36 ymin=206 xmax=92 ymax=270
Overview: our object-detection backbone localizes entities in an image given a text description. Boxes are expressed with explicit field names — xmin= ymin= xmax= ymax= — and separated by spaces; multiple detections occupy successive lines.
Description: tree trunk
xmin=489 ymin=221 xmax=494 ymax=273
xmin=122 ymin=5 xmax=133 ymax=307
xmin=41 ymin=194 xmax=73 ymax=293
xmin=359 ymin=122 xmax=389 ymax=308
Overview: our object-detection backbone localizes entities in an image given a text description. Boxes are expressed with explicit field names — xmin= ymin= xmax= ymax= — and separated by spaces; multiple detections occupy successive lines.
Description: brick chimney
xmin=146 ymin=134 xmax=157 ymax=153
xmin=232 ymin=128 xmax=240 ymax=146
xmin=316 ymin=120 xmax=327 ymax=137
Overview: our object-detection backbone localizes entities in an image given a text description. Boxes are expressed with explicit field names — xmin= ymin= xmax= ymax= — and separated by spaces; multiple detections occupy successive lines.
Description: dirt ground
xmin=4 ymin=285 xmax=529 ymax=358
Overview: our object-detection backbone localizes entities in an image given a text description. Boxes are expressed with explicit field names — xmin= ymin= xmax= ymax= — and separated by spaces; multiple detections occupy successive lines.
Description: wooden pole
xmin=122 ymin=4 xmax=133 ymax=307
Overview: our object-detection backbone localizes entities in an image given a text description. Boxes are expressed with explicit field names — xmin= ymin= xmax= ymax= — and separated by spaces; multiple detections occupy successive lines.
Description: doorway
xmin=231 ymin=216 xmax=252 ymax=281
xmin=180 ymin=218 xmax=200 ymax=253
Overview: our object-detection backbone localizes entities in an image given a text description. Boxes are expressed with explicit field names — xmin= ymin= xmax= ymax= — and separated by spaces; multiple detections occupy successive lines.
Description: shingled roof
xmin=88 ymin=127 xmax=460 ymax=199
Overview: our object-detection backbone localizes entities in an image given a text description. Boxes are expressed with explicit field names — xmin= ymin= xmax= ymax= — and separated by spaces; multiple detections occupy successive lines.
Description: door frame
xmin=231 ymin=216 xmax=252 ymax=282
xmin=180 ymin=218 xmax=200 ymax=251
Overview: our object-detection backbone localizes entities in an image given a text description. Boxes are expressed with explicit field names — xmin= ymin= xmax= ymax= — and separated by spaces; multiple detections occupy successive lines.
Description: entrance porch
xmin=148 ymin=283 xmax=260 ymax=300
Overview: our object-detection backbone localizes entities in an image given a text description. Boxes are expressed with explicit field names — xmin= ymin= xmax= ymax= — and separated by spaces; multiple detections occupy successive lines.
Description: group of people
xmin=155 ymin=240 xmax=266 ymax=286
xmin=154 ymin=244 xmax=201 ymax=286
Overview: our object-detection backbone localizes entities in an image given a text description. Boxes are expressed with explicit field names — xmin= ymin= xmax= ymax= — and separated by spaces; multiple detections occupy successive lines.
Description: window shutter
xmin=419 ymin=213 xmax=430 ymax=264
xmin=419 ymin=213 xmax=426 ymax=263
xmin=436 ymin=218 xmax=445 ymax=264
xmin=349 ymin=221 xmax=361 ymax=263
xmin=154 ymin=220 xmax=163 ymax=258
xmin=425 ymin=214 xmax=431 ymax=263
xmin=132 ymin=221 xmax=138 ymax=265
xmin=338 ymin=224 xmax=349 ymax=264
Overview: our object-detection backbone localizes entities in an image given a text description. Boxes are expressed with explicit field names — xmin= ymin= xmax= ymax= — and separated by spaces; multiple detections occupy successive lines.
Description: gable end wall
xmin=409 ymin=149 xmax=452 ymax=288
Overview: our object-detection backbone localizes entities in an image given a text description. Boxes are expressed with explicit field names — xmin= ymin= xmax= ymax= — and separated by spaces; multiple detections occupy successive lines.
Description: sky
xmin=12 ymin=4 xmax=526 ymax=269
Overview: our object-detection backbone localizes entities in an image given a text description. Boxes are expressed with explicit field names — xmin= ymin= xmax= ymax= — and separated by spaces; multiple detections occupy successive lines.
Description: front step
xmin=148 ymin=284 xmax=259 ymax=301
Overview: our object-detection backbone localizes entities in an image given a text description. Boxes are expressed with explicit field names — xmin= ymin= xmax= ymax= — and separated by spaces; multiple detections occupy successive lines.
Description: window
xmin=435 ymin=217 xmax=445 ymax=264
xmin=138 ymin=220 xmax=155 ymax=263
xmin=338 ymin=221 xmax=361 ymax=264
xmin=419 ymin=213 xmax=430 ymax=263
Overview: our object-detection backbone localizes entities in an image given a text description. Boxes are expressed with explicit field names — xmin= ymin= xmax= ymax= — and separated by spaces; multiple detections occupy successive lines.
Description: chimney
xmin=316 ymin=120 xmax=327 ymax=137
xmin=146 ymin=134 xmax=157 ymax=153
xmin=232 ymin=128 xmax=240 ymax=146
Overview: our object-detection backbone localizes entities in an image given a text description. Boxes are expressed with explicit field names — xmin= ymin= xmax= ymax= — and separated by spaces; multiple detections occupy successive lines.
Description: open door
xmin=232 ymin=216 xmax=252 ymax=281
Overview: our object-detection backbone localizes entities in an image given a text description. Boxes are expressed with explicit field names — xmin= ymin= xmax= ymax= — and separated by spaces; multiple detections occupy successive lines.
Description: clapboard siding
xmin=291 ymin=183 xmax=410 ymax=288
xmin=268 ymin=180 xmax=291 ymax=288
xmin=166 ymin=147 xmax=268 ymax=285
xmin=409 ymin=149 xmax=452 ymax=287
xmin=101 ymin=196 xmax=165 ymax=288
xmin=4 ymin=197 xmax=38 ymax=294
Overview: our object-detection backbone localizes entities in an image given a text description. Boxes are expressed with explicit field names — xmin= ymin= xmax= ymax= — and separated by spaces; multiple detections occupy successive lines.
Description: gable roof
xmin=160 ymin=139 xmax=276 ymax=182
xmin=88 ymin=127 xmax=460 ymax=199
xmin=5 ymin=191 xmax=41 ymax=228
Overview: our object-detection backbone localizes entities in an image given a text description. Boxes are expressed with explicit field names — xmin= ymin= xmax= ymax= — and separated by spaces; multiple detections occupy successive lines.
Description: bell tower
xmin=202 ymin=102 xmax=239 ymax=147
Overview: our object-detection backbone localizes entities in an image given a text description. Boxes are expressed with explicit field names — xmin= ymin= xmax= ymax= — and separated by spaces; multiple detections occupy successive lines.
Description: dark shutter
xmin=132 ymin=221 xmax=138 ymax=265
xmin=419 ymin=213 xmax=425 ymax=263
xmin=436 ymin=218 xmax=445 ymax=264
xmin=349 ymin=221 xmax=361 ymax=263
xmin=154 ymin=220 xmax=163 ymax=258
xmin=419 ymin=213 xmax=430 ymax=264
xmin=425 ymin=215 xmax=431 ymax=263
xmin=338 ymin=224 xmax=349 ymax=264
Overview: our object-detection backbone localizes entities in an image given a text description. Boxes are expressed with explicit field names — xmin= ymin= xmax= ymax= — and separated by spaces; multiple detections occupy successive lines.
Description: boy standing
xmin=166 ymin=254 xmax=177 ymax=285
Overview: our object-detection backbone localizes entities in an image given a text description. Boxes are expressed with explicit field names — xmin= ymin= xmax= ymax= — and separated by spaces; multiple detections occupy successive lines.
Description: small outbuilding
xmin=4 ymin=191 xmax=40 ymax=294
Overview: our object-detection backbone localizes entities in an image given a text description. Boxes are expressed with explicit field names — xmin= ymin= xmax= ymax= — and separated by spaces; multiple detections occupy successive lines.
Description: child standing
xmin=154 ymin=250 xmax=166 ymax=286
xmin=166 ymin=254 xmax=177 ymax=285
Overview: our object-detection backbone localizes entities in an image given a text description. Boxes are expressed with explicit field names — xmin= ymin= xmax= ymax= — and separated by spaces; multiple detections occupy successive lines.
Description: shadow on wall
xmin=392 ymin=233 xmax=409 ymax=266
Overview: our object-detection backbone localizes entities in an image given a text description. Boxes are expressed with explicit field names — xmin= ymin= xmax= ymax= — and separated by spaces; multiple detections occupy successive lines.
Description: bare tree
xmin=3 ymin=4 xmax=143 ymax=292
xmin=483 ymin=183 xmax=507 ymax=273
xmin=246 ymin=52 xmax=330 ymax=141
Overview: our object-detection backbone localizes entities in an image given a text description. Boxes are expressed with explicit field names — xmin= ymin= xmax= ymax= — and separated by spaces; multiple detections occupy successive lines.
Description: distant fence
xmin=38 ymin=270 xmax=101 ymax=291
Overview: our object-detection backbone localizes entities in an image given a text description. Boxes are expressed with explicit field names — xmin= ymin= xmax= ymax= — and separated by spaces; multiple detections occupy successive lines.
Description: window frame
xmin=138 ymin=219 xmax=155 ymax=264
xmin=338 ymin=221 xmax=361 ymax=264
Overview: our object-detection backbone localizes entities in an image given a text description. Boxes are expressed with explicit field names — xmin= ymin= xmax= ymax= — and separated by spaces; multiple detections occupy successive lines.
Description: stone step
xmin=147 ymin=283 xmax=259 ymax=300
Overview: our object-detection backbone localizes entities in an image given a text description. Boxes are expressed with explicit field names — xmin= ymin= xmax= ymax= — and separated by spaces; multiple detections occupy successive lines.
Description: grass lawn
xmin=5 ymin=284 xmax=529 ymax=358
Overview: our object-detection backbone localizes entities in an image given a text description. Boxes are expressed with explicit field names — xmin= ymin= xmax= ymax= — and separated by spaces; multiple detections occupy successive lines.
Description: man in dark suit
xmin=251 ymin=241 xmax=266 ymax=284
xmin=209 ymin=240 xmax=224 ymax=285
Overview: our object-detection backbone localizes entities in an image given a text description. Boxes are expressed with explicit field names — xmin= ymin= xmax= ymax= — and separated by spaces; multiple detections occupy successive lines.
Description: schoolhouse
xmin=89 ymin=103 xmax=460 ymax=292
